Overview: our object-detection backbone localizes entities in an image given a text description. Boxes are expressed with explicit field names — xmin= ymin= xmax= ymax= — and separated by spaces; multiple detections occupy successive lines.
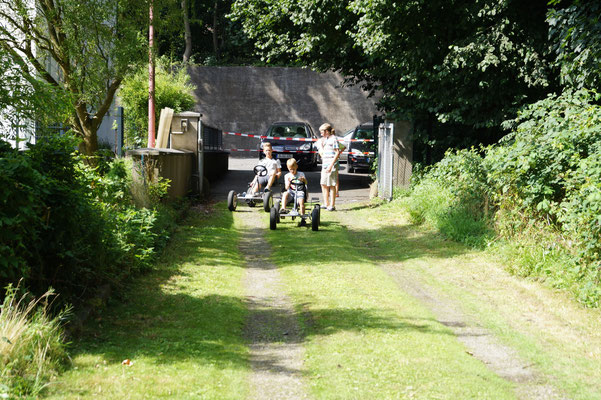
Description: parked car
xmin=259 ymin=122 xmax=319 ymax=170
xmin=345 ymin=122 xmax=376 ymax=173
xmin=338 ymin=128 xmax=354 ymax=163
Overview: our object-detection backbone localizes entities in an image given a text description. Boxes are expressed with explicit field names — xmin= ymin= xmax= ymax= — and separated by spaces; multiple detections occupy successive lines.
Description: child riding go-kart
xmin=227 ymin=164 xmax=276 ymax=212
xmin=270 ymin=177 xmax=320 ymax=231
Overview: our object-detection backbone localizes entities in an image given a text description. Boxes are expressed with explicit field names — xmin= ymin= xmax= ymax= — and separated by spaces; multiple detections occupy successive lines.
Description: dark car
xmin=346 ymin=122 xmax=376 ymax=173
xmin=259 ymin=122 xmax=319 ymax=170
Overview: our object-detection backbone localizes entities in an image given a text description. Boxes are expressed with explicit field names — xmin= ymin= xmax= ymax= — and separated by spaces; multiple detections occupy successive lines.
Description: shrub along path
xmin=46 ymin=200 xmax=601 ymax=399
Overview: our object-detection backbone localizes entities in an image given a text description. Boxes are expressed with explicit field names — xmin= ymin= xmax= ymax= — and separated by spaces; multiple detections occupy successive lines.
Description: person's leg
xmin=299 ymin=198 xmax=305 ymax=215
xmin=265 ymin=173 xmax=276 ymax=191
xmin=321 ymin=184 xmax=329 ymax=208
xmin=331 ymin=170 xmax=339 ymax=208
xmin=281 ymin=192 xmax=289 ymax=210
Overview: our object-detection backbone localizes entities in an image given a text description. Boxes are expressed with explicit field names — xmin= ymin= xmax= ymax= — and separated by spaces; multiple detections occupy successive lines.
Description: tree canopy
xmin=0 ymin=0 xmax=147 ymax=155
xmin=228 ymin=0 xmax=598 ymax=162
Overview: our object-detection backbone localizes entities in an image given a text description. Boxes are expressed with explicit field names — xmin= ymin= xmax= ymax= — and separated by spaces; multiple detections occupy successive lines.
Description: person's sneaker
xmin=299 ymin=219 xmax=307 ymax=227
xmin=264 ymin=187 xmax=271 ymax=193
xmin=327 ymin=206 xmax=336 ymax=211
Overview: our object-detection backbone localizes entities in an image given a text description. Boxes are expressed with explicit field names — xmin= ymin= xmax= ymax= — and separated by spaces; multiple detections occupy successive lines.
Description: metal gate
xmin=377 ymin=122 xmax=394 ymax=201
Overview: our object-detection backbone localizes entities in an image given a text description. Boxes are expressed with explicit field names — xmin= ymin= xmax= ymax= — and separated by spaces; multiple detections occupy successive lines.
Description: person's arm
xmin=284 ymin=175 xmax=290 ymax=190
xmin=275 ymin=167 xmax=282 ymax=179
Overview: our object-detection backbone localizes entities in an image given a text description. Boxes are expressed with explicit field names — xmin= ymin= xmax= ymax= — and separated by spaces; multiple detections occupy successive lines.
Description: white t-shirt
xmin=284 ymin=171 xmax=306 ymax=188
xmin=259 ymin=157 xmax=281 ymax=176
xmin=318 ymin=135 xmax=340 ymax=170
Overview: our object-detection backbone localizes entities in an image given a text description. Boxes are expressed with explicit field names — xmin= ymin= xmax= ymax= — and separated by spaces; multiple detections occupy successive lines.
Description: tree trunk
xmin=182 ymin=0 xmax=192 ymax=62
xmin=212 ymin=0 xmax=220 ymax=60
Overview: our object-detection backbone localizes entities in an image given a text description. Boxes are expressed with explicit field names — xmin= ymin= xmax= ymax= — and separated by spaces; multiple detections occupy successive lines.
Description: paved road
xmin=210 ymin=157 xmax=373 ymax=205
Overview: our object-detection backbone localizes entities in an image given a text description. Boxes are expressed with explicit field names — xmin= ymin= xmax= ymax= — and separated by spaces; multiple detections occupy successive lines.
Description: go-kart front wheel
xmin=270 ymin=207 xmax=278 ymax=230
xmin=263 ymin=191 xmax=273 ymax=212
xmin=227 ymin=190 xmax=237 ymax=211
xmin=311 ymin=206 xmax=320 ymax=231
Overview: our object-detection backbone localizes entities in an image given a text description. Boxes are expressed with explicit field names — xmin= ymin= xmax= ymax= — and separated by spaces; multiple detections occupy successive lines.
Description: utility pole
xmin=148 ymin=0 xmax=156 ymax=148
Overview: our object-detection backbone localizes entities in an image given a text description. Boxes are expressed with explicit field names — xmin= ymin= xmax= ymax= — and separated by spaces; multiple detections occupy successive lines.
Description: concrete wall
xmin=188 ymin=66 xmax=380 ymax=157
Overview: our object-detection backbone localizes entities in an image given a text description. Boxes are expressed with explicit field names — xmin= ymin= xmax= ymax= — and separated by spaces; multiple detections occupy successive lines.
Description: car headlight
xmin=299 ymin=143 xmax=311 ymax=151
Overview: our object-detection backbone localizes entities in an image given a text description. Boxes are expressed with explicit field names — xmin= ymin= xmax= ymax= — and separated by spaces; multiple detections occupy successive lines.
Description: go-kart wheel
xmin=274 ymin=200 xmax=281 ymax=222
xmin=227 ymin=190 xmax=237 ymax=211
xmin=270 ymin=207 xmax=278 ymax=230
xmin=263 ymin=191 xmax=273 ymax=212
xmin=311 ymin=207 xmax=320 ymax=231
xmin=253 ymin=164 xmax=268 ymax=177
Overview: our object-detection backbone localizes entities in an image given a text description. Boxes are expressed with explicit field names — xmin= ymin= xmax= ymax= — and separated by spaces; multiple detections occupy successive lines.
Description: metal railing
xmin=201 ymin=123 xmax=223 ymax=151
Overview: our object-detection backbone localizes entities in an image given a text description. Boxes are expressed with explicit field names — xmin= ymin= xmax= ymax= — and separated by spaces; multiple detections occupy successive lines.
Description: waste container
xmin=127 ymin=148 xmax=194 ymax=205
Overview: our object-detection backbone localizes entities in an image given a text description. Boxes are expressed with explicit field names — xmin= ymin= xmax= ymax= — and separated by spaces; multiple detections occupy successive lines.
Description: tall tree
xmin=0 ymin=0 xmax=147 ymax=155
xmin=230 ymin=0 xmax=558 ymax=161
xmin=182 ymin=0 xmax=192 ymax=62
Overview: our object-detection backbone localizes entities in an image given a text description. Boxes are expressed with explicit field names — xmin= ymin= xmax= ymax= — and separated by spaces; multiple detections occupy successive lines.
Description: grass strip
xmin=349 ymin=200 xmax=601 ymax=400
xmin=266 ymin=209 xmax=515 ymax=399
xmin=46 ymin=204 xmax=250 ymax=399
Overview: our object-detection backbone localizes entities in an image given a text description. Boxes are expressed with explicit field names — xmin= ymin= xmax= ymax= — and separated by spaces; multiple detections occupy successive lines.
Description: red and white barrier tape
xmin=224 ymin=131 xmax=374 ymax=142
xmin=230 ymin=148 xmax=374 ymax=155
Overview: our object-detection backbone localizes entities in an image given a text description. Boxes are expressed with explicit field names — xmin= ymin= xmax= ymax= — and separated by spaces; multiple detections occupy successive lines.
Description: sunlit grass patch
xmin=267 ymin=208 xmax=515 ymax=399
xmin=46 ymin=204 xmax=250 ymax=399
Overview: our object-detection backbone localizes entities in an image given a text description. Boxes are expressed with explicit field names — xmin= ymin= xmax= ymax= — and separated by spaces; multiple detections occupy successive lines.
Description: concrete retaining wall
xmin=188 ymin=66 xmax=380 ymax=157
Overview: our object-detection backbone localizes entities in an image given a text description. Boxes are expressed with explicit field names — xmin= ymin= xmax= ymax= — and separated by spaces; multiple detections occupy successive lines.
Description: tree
xmin=120 ymin=59 xmax=196 ymax=147
xmin=229 ymin=0 xmax=558 ymax=162
xmin=548 ymin=1 xmax=601 ymax=91
xmin=0 ymin=0 xmax=147 ymax=155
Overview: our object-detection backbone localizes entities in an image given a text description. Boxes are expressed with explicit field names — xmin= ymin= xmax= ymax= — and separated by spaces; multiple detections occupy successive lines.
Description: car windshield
xmin=267 ymin=124 xmax=309 ymax=138
xmin=354 ymin=128 xmax=374 ymax=140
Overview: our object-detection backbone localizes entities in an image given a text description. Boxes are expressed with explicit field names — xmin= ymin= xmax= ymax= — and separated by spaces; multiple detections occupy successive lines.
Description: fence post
xmin=377 ymin=122 xmax=394 ymax=201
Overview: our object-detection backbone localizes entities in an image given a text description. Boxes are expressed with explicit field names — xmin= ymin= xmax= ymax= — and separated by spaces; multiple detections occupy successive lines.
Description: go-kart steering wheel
xmin=254 ymin=164 xmax=268 ymax=177
xmin=290 ymin=177 xmax=306 ymax=191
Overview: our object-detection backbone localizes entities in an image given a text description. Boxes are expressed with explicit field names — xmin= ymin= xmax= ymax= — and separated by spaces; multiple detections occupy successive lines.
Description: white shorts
xmin=320 ymin=169 xmax=338 ymax=187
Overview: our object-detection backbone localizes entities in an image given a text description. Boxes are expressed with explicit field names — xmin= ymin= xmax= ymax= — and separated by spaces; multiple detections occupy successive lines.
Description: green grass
xmin=266 ymin=208 xmax=515 ymax=399
xmin=342 ymin=200 xmax=601 ymax=400
xmin=46 ymin=204 xmax=250 ymax=399
xmin=0 ymin=287 xmax=69 ymax=398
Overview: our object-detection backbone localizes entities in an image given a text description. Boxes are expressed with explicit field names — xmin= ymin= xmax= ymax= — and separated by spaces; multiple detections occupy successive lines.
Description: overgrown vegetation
xmin=0 ymin=134 xmax=179 ymax=303
xmin=0 ymin=132 xmax=183 ymax=395
xmin=119 ymin=59 xmax=196 ymax=148
xmin=404 ymin=89 xmax=601 ymax=306
xmin=0 ymin=286 xmax=69 ymax=398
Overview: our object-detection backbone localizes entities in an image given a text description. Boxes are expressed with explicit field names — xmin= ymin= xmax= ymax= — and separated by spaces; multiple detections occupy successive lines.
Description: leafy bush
xmin=405 ymin=148 xmax=492 ymax=247
xmin=404 ymin=89 xmax=601 ymax=305
xmin=120 ymin=58 xmax=196 ymax=147
xmin=0 ymin=133 xmax=181 ymax=303
xmin=0 ymin=285 xmax=69 ymax=398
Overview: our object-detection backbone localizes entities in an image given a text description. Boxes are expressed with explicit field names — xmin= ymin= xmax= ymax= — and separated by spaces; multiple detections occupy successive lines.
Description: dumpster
xmin=127 ymin=148 xmax=194 ymax=205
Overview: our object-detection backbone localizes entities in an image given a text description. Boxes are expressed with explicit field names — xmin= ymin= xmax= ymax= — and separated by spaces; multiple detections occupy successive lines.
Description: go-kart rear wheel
xmin=227 ymin=190 xmax=237 ymax=211
xmin=311 ymin=206 xmax=320 ymax=231
xmin=270 ymin=207 xmax=278 ymax=230
xmin=274 ymin=200 xmax=281 ymax=222
xmin=263 ymin=191 xmax=273 ymax=212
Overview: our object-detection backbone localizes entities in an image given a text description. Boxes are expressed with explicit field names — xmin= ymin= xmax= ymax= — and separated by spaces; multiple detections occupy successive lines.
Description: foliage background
xmin=120 ymin=60 xmax=196 ymax=148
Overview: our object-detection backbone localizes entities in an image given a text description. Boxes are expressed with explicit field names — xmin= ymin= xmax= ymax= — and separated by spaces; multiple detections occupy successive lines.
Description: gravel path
xmin=238 ymin=209 xmax=309 ymax=400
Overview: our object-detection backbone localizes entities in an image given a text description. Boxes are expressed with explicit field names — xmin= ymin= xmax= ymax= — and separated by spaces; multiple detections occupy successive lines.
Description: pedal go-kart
xmin=269 ymin=178 xmax=320 ymax=231
xmin=227 ymin=165 xmax=275 ymax=212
